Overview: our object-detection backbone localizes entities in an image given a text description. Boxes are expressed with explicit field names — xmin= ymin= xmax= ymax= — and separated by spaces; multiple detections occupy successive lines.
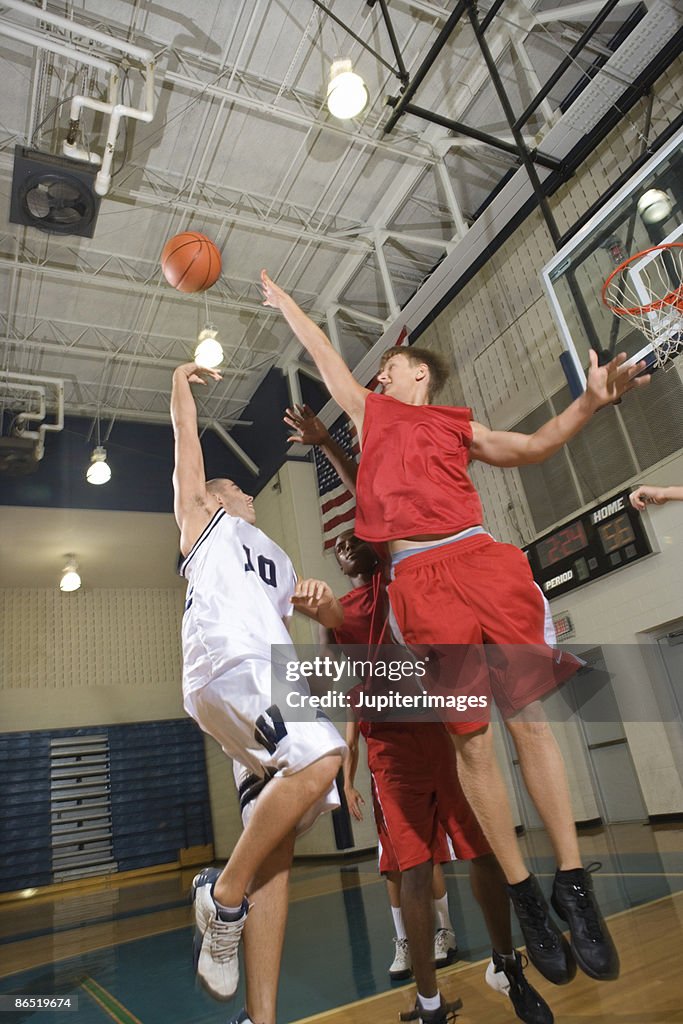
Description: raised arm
xmin=284 ymin=404 xmax=358 ymax=494
xmin=261 ymin=271 xmax=369 ymax=433
xmin=470 ymin=350 xmax=650 ymax=467
xmin=171 ymin=363 xmax=221 ymax=555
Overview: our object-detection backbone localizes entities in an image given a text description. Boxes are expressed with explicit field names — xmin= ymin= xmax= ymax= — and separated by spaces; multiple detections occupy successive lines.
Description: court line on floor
xmin=81 ymin=976 xmax=144 ymax=1024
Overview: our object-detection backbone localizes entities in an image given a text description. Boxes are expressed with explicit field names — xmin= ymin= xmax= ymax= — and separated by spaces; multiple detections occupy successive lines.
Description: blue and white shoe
xmin=191 ymin=867 xmax=249 ymax=1001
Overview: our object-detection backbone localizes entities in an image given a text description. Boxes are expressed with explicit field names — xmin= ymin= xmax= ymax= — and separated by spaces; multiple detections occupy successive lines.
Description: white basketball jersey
xmin=180 ymin=510 xmax=297 ymax=695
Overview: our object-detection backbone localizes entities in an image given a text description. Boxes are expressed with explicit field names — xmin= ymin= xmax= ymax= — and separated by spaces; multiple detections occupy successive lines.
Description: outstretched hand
xmin=585 ymin=349 xmax=650 ymax=410
xmin=629 ymin=485 xmax=679 ymax=509
xmin=174 ymin=362 xmax=222 ymax=385
xmin=284 ymin=404 xmax=330 ymax=446
xmin=261 ymin=269 xmax=288 ymax=310
xmin=291 ymin=578 xmax=336 ymax=614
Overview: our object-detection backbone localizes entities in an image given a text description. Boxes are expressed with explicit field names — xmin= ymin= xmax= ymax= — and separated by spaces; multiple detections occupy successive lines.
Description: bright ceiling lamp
xmin=636 ymin=188 xmax=673 ymax=225
xmin=327 ymin=59 xmax=368 ymax=119
xmin=60 ymin=557 xmax=81 ymax=593
xmin=195 ymin=325 xmax=224 ymax=369
xmin=86 ymin=445 xmax=111 ymax=485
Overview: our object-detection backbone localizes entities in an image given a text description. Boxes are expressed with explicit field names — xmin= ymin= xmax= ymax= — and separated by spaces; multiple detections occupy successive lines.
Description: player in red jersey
xmin=292 ymin=407 xmax=553 ymax=1024
xmin=264 ymin=270 xmax=648 ymax=1012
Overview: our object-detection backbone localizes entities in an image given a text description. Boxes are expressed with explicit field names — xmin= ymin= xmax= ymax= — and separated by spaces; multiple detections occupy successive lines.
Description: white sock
xmin=391 ymin=906 xmax=407 ymax=941
xmin=433 ymin=894 xmax=452 ymax=932
xmin=418 ymin=993 xmax=441 ymax=1012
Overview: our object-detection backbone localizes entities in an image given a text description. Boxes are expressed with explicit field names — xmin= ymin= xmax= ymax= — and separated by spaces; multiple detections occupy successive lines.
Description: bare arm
xmin=343 ymin=718 xmax=364 ymax=821
xmin=284 ymin=404 xmax=358 ymax=494
xmin=630 ymin=484 xmax=683 ymax=510
xmin=262 ymin=271 xmax=369 ymax=433
xmin=291 ymin=578 xmax=344 ymax=628
xmin=171 ymin=363 xmax=221 ymax=554
xmin=471 ymin=350 xmax=650 ymax=467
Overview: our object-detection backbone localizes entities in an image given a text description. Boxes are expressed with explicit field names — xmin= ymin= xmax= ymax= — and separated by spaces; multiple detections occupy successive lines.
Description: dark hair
xmin=380 ymin=345 xmax=449 ymax=400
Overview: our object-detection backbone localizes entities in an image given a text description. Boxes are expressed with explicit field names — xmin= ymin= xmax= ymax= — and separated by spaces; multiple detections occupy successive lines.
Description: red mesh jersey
xmin=355 ymin=393 xmax=483 ymax=542
xmin=333 ymin=571 xmax=387 ymax=649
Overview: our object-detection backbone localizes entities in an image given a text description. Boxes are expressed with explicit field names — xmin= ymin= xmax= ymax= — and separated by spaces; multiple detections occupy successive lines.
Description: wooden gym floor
xmin=0 ymin=822 xmax=682 ymax=1024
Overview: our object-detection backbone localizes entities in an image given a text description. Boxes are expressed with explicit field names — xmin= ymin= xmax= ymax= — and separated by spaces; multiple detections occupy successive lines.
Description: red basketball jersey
xmin=355 ymin=393 xmax=483 ymax=542
xmin=333 ymin=571 xmax=387 ymax=649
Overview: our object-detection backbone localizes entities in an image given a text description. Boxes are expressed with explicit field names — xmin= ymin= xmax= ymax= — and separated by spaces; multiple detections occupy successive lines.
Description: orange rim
xmin=602 ymin=242 xmax=683 ymax=316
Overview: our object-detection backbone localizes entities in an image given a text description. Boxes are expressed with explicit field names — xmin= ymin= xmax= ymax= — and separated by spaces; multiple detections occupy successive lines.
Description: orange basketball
xmin=161 ymin=232 xmax=221 ymax=292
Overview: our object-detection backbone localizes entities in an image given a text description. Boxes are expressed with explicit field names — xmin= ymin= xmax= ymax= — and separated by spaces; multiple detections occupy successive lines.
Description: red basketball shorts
xmin=367 ymin=721 xmax=490 ymax=872
xmin=387 ymin=534 xmax=581 ymax=731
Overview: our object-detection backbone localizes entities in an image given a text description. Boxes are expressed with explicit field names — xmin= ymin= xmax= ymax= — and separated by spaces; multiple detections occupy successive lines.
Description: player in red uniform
xmin=293 ymin=407 xmax=553 ymax=1024
xmin=264 ymin=271 xmax=648 ymax=1018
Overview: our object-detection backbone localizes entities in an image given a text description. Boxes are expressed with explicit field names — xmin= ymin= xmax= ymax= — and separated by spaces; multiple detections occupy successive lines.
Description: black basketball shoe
xmin=507 ymin=874 xmax=576 ymax=985
xmin=486 ymin=950 xmax=554 ymax=1024
xmin=551 ymin=863 xmax=619 ymax=981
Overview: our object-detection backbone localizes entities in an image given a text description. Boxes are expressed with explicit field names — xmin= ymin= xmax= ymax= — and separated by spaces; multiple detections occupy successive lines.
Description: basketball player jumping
xmin=261 ymin=270 xmax=649 ymax=1013
xmin=294 ymin=406 xmax=554 ymax=1024
xmin=171 ymin=362 xmax=345 ymax=1021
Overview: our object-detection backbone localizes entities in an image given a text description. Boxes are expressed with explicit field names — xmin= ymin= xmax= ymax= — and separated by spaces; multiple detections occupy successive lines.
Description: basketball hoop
xmin=602 ymin=242 xmax=683 ymax=369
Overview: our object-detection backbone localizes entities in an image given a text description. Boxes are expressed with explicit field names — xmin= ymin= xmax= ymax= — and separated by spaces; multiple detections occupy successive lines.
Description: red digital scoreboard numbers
xmin=524 ymin=489 xmax=653 ymax=598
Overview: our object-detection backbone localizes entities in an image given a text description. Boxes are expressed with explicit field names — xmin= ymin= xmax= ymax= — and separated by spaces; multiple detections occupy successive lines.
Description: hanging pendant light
xmin=86 ymin=445 xmax=111 ymax=485
xmin=327 ymin=59 xmax=368 ymax=119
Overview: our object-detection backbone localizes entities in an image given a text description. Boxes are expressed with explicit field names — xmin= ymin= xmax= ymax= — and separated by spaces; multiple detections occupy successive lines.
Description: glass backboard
xmin=542 ymin=127 xmax=683 ymax=394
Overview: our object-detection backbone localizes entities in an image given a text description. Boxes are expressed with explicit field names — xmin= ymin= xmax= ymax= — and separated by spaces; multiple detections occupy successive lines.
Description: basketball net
xmin=602 ymin=242 xmax=683 ymax=369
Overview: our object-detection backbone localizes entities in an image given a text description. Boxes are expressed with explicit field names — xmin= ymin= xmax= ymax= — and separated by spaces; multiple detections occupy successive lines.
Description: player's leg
xmin=450 ymin=726 xmax=528 ymax=881
xmin=431 ymin=860 xmax=457 ymax=967
xmin=451 ymin=722 xmax=574 ymax=986
xmin=506 ymin=706 xmax=619 ymax=984
xmin=188 ymin=671 xmax=344 ymax=1000
xmin=401 ymin=859 xmax=439 ymax=999
xmin=369 ymin=726 xmax=461 ymax=1023
xmin=505 ymin=704 xmax=581 ymax=870
xmin=469 ymin=854 xmax=553 ymax=1024
xmin=213 ymin=753 xmax=341 ymax=906
xmin=480 ymin=554 xmax=619 ymax=984
xmin=241 ymin=828 xmax=296 ymax=1024
xmin=459 ymin=538 xmax=617 ymax=984
xmin=386 ymin=870 xmax=413 ymax=980
xmin=430 ymin=724 xmax=553 ymax=1023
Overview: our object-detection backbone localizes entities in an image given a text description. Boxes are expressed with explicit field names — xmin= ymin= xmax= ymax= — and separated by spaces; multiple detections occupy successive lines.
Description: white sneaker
xmin=191 ymin=867 xmax=249 ymax=1001
xmin=486 ymin=957 xmax=510 ymax=995
xmin=389 ymin=936 xmax=412 ymax=979
xmin=434 ymin=927 xmax=458 ymax=966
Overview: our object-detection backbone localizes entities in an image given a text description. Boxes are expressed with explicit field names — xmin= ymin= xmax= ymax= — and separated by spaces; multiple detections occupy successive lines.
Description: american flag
xmin=314 ymin=327 xmax=408 ymax=551
xmin=313 ymin=416 xmax=360 ymax=551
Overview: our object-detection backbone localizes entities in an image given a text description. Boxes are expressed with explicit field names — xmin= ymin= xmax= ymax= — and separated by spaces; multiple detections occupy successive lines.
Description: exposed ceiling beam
xmin=532 ymin=0 xmax=641 ymax=23
xmin=0 ymin=334 xmax=252 ymax=377
xmin=163 ymin=69 xmax=437 ymax=165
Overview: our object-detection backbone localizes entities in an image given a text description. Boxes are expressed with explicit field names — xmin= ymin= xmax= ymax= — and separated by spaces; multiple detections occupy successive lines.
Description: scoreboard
xmin=524 ymin=489 xmax=654 ymax=598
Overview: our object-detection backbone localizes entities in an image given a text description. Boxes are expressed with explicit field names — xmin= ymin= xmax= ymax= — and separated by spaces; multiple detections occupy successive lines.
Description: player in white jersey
xmin=172 ymin=362 xmax=345 ymax=1023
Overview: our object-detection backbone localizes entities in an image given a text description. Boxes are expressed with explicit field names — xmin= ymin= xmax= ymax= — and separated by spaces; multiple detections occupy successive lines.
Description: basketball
xmin=161 ymin=232 xmax=221 ymax=292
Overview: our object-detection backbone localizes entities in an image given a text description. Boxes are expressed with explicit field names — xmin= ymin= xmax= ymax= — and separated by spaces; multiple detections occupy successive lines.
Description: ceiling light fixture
xmin=195 ymin=325 xmax=224 ymax=369
xmin=60 ymin=557 xmax=81 ymax=593
xmin=86 ymin=445 xmax=111 ymax=485
xmin=327 ymin=59 xmax=368 ymax=119
xmin=636 ymin=188 xmax=673 ymax=225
